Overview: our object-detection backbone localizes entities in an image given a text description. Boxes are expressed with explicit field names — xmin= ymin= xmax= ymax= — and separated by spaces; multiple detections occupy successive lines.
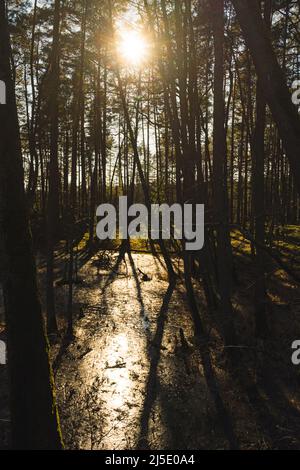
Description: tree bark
xmin=0 ymin=1 xmax=63 ymax=450
xmin=211 ymin=0 xmax=236 ymax=346
xmin=46 ymin=0 xmax=62 ymax=335
xmin=232 ymin=0 xmax=300 ymax=196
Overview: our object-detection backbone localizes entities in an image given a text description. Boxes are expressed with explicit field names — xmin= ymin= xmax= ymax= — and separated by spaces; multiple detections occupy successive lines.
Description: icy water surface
xmin=55 ymin=250 xmax=300 ymax=450
xmin=54 ymin=252 xmax=218 ymax=450
xmin=2 ymin=249 xmax=300 ymax=450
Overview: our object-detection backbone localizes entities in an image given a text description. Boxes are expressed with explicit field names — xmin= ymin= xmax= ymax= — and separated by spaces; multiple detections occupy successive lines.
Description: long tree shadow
xmin=259 ymin=374 xmax=300 ymax=448
xmin=197 ymin=344 xmax=239 ymax=449
xmin=136 ymin=282 xmax=176 ymax=449
xmin=128 ymin=252 xmax=146 ymax=316
xmin=181 ymin=255 xmax=240 ymax=450
xmin=128 ymin=251 xmax=168 ymax=355
xmin=101 ymin=241 xmax=129 ymax=292
xmin=136 ymin=272 xmax=240 ymax=449
xmin=52 ymin=245 xmax=110 ymax=373
xmin=247 ymin=365 xmax=300 ymax=449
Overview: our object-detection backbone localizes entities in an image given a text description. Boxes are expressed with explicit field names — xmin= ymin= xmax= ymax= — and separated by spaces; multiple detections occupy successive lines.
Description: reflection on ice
xmin=55 ymin=253 xmax=196 ymax=450
xmin=104 ymin=334 xmax=131 ymax=410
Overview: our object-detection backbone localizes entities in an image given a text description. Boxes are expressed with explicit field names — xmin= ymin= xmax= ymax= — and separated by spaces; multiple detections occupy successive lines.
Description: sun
xmin=117 ymin=29 xmax=150 ymax=67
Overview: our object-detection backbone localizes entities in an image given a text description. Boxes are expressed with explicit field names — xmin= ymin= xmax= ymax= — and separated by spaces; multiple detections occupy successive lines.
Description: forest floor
xmin=1 ymin=226 xmax=300 ymax=449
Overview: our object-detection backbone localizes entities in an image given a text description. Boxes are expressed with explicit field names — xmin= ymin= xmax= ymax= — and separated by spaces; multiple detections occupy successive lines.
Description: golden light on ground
xmin=117 ymin=28 xmax=151 ymax=67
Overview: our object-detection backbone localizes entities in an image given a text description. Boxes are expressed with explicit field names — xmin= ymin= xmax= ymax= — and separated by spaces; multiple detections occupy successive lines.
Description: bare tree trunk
xmin=46 ymin=0 xmax=61 ymax=335
xmin=251 ymin=0 xmax=272 ymax=338
xmin=232 ymin=0 xmax=300 ymax=196
xmin=0 ymin=1 xmax=63 ymax=449
xmin=211 ymin=0 xmax=236 ymax=346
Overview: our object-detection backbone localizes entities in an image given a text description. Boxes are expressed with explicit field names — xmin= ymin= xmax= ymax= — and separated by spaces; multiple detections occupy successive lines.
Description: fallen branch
xmin=105 ymin=362 xmax=126 ymax=369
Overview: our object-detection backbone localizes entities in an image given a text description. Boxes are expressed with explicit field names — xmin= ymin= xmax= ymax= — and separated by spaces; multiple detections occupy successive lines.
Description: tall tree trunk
xmin=232 ymin=0 xmax=300 ymax=196
xmin=251 ymin=0 xmax=272 ymax=338
xmin=46 ymin=0 xmax=61 ymax=335
xmin=0 ymin=1 xmax=63 ymax=450
xmin=211 ymin=0 xmax=236 ymax=346
xmin=26 ymin=0 xmax=39 ymax=209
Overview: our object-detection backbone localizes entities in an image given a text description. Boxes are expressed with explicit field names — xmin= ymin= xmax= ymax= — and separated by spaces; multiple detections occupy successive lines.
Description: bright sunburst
xmin=117 ymin=29 xmax=150 ymax=67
